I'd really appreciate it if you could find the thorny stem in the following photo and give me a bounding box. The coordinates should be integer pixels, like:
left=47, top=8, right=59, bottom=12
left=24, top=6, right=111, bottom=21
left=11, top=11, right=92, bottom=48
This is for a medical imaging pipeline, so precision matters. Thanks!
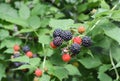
left=109, top=49, right=119, bottom=80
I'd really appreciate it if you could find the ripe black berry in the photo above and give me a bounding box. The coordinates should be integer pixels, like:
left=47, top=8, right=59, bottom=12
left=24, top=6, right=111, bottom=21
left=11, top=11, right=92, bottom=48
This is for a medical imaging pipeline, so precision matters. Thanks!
left=14, top=62, right=22, bottom=67
left=82, top=36, right=92, bottom=47
left=70, top=43, right=81, bottom=54
left=53, top=29, right=63, bottom=38
left=53, top=37, right=63, bottom=47
left=13, top=53, right=20, bottom=58
left=22, top=45, right=30, bottom=53
left=61, top=30, right=73, bottom=41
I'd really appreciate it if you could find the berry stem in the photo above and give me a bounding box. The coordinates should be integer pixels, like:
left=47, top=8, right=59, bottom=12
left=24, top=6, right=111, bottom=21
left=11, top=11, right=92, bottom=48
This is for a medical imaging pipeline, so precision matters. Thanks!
left=34, top=31, right=39, bottom=37
left=111, top=1, right=120, bottom=11
left=42, top=44, right=47, bottom=72
left=89, top=19, right=101, bottom=32
left=24, top=33, right=30, bottom=45
left=109, top=49, right=119, bottom=80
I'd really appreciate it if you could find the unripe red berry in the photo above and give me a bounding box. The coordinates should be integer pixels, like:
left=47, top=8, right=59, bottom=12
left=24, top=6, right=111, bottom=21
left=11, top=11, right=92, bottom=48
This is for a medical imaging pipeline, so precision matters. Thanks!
left=72, top=37, right=82, bottom=44
left=50, top=41, right=57, bottom=49
left=62, top=54, right=71, bottom=62
left=78, top=26, right=85, bottom=34
left=35, top=69, right=42, bottom=77
left=13, top=44, right=20, bottom=51
left=26, top=51, right=33, bottom=58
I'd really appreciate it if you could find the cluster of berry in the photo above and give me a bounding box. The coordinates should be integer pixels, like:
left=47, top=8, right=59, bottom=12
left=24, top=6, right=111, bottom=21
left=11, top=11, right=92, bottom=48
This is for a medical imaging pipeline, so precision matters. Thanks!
left=50, top=26, right=92, bottom=62
left=12, top=45, right=42, bottom=77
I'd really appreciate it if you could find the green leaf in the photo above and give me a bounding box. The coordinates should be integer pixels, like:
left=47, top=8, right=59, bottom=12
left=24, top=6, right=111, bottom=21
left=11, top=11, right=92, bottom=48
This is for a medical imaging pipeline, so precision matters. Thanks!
left=111, top=44, right=120, bottom=62
left=29, top=58, right=41, bottom=66
left=98, top=64, right=111, bottom=73
left=19, top=4, right=30, bottom=19
left=39, top=74, right=50, bottom=81
left=11, top=56, right=29, bottom=63
left=31, top=3, right=47, bottom=16
left=0, top=14, right=28, bottom=27
left=4, top=48, right=14, bottom=54
left=14, top=28, right=35, bottom=35
left=3, top=25, right=15, bottom=30
left=0, top=3, right=18, bottom=18
left=114, top=62, right=120, bottom=68
left=78, top=14, right=89, bottom=21
left=49, top=19, right=74, bottom=29
left=40, top=18, right=50, bottom=27
left=78, top=56, right=102, bottom=69
left=98, top=73, right=112, bottom=81
left=0, top=4, right=28, bottom=27
left=48, top=66, right=68, bottom=81
left=100, top=0, right=110, bottom=9
left=0, top=37, right=22, bottom=48
left=64, top=64, right=81, bottom=76
left=104, top=27, right=120, bottom=45
left=28, top=16, right=41, bottom=29
left=49, top=52, right=66, bottom=66
left=0, top=63, right=7, bottom=80
left=0, top=29, right=9, bottom=40
left=110, top=10, right=120, bottom=21
left=15, top=64, right=32, bottom=70
left=38, top=35, right=51, bottom=44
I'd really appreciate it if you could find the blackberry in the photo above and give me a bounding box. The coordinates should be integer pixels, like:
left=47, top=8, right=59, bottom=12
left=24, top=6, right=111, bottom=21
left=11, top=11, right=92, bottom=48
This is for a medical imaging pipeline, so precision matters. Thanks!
left=53, top=29, right=63, bottom=38
left=53, top=37, right=63, bottom=47
left=70, top=43, right=81, bottom=54
left=61, top=30, right=73, bottom=41
left=13, top=53, right=20, bottom=58
left=14, top=62, right=22, bottom=67
left=82, top=36, right=92, bottom=47
left=22, top=45, right=30, bottom=53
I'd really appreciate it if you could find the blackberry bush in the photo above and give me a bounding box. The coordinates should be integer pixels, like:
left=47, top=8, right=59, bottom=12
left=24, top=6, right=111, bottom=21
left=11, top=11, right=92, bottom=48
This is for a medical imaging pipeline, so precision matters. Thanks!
left=0, top=0, right=119, bottom=81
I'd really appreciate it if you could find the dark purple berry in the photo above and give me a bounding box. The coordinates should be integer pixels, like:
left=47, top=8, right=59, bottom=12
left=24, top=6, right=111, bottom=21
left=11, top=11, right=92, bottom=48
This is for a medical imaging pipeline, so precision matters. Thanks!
left=22, top=45, right=30, bottom=53
left=13, top=62, right=22, bottom=67
left=61, top=30, right=73, bottom=41
left=70, top=43, right=81, bottom=54
left=82, top=36, right=92, bottom=47
left=13, top=53, right=20, bottom=58
left=53, top=29, right=63, bottom=38
left=53, top=37, right=63, bottom=47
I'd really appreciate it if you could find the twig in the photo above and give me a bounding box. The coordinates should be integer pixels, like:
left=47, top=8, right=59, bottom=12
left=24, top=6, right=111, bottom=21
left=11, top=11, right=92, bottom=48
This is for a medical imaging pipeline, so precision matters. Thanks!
left=109, top=49, right=119, bottom=80
left=89, top=19, right=101, bottom=31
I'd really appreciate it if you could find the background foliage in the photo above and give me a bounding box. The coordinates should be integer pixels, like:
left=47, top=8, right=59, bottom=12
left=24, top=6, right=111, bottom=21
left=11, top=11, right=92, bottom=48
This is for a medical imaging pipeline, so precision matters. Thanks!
left=0, top=0, right=120, bottom=81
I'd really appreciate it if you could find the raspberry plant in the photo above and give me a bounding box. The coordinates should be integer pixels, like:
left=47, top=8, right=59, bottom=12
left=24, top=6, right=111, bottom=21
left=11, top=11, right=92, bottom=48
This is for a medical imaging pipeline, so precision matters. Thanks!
left=0, top=0, right=120, bottom=81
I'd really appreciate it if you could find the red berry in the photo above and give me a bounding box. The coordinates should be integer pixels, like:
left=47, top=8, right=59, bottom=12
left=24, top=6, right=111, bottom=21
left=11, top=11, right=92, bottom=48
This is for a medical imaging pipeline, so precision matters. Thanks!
left=50, top=41, right=57, bottom=49
left=35, top=69, right=42, bottom=77
left=13, top=44, right=20, bottom=51
left=78, top=26, right=85, bottom=34
left=26, top=51, right=33, bottom=58
left=62, top=54, right=71, bottom=62
left=72, top=37, right=82, bottom=44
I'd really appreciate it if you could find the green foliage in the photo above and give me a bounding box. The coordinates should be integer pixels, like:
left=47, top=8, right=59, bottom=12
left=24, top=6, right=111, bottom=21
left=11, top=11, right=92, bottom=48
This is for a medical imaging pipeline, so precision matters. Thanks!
left=0, top=0, right=120, bottom=81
